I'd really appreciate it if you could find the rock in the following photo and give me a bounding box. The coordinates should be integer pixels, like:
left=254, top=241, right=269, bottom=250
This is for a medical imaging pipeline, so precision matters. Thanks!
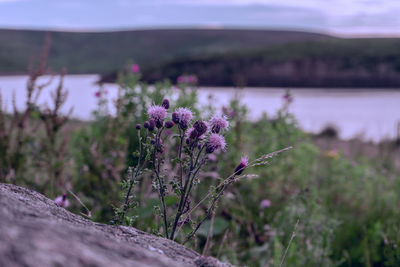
left=0, top=183, right=231, bottom=267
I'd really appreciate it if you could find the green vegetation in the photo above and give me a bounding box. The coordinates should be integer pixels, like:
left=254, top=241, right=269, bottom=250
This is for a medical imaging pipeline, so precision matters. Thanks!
left=1, top=66, right=400, bottom=266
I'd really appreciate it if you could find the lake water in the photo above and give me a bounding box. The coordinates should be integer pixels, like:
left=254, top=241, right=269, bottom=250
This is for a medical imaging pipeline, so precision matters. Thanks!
left=1, top=74, right=400, bottom=142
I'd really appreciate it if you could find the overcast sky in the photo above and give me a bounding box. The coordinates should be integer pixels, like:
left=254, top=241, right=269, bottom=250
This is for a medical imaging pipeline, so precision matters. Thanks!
left=1, top=0, right=399, bottom=35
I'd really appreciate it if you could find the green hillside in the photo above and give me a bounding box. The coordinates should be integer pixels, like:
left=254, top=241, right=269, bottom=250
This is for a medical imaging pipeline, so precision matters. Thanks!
left=0, top=28, right=331, bottom=74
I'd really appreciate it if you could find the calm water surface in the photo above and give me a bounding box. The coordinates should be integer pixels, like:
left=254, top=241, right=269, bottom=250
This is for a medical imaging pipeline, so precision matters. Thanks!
left=1, top=74, right=400, bottom=142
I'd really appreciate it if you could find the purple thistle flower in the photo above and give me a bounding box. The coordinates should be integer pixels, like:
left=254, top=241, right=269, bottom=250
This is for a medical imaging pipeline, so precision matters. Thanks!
left=131, top=64, right=140, bottom=73
left=162, top=98, right=170, bottom=110
left=193, top=120, right=208, bottom=137
left=260, top=199, right=271, bottom=209
left=165, top=121, right=175, bottom=128
left=173, top=107, right=193, bottom=129
left=210, top=115, right=229, bottom=133
left=136, top=124, right=141, bottom=130
left=206, top=133, right=226, bottom=153
left=186, top=127, right=199, bottom=140
left=147, top=105, right=167, bottom=128
left=234, top=157, right=248, bottom=175
left=144, top=121, right=150, bottom=129
left=55, top=194, right=69, bottom=208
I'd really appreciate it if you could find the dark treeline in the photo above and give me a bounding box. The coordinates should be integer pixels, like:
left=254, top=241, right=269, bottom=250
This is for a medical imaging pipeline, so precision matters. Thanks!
left=138, top=39, right=400, bottom=88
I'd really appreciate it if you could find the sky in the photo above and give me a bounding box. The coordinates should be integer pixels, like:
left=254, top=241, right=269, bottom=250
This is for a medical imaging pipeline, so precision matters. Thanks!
left=0, top=0, right=399, bottom=35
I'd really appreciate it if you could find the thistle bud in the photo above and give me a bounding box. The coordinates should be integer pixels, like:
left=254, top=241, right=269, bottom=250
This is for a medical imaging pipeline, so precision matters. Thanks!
left=234, top=157, right=248, bottom=175
left=136, top=124, right=141, bottom=130
left=144, top=121, right=150, bottom=129
left=156, top=120, right=163, bottom=128
left=148, top=119, right=155, bottom=131
left=162, top=98, right=170, bottom=110
left=165, top=121, right=175, bottom=128
left=172, top=112, right=179, bottom=123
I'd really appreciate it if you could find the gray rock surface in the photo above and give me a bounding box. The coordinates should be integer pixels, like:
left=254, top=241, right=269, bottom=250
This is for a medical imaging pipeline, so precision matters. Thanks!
left=0, top=183, right=231, bottom=267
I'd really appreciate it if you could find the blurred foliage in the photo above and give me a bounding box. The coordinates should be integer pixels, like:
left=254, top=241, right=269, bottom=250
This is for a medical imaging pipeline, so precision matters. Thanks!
left=1, top=69, right=400, bottom=266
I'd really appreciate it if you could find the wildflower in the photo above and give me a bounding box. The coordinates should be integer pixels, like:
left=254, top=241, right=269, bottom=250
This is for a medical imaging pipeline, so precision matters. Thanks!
left=207, top=154, right=217, bottom=162
left=55, top=194, right=69, bottom=208
left=131, top=64, right=140, bottom=73
left=234, top=157, right=248, bottom=175
left=148, top=119, right=155, bottom=131
left=150, top=139, right=156, bottom=145
left=144, top=121, right=150, bottom=129
left=260, top=199, right=271, bottom=209
left=173, top=107, right=193, bottom=129
left=147, top=105, right=167, bottom=128
left=177, top=75, right=198, bottom=85
left=165, top=121, right=175, bottom=129
left=193, top=120, right=208, bottom=137
left=205, top=133, right=226, bottom=153
left=94, top=91, right=101, bottom=98
left=210, top=115, right=229, bottom=133
left=136, top=124, right=141, bottom=130
left=283, top=90, right=293, bottom=104
left=162, top=99, right=170, bottom=110
left=186, top=127, right=199, bottom=140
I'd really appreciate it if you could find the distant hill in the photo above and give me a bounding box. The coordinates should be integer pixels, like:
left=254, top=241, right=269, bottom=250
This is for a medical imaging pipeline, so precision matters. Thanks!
left=0, top=28, right=332, bottom=74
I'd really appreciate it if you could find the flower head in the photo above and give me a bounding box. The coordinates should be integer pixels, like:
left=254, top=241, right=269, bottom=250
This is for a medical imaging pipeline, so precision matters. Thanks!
left=210, top=115, right=229, bottom=133
left=131, top=64, right=140, bottom=73
left=206, top=133, right=226, bottom=153
left=186, top=127, right=199, bottom=140
left=55, top=194, right=69, bottom=208
left=193, top=120, right=208, bottom=137
left=173, top=107, right=193, bottom=129
left=177, top=75, right=198, bottom=85
left=283, top=90, right=293, bottom=104
left=147, top=105, right=167, bottom=128
left=260, top=199, right=271, bottom=209
left=136, top=124, right=141, bottom=130
left=234, top=157, right=248, bottom=175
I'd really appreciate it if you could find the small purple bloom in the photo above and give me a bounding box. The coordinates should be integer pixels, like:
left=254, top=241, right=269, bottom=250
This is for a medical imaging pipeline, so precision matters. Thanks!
left=150, top=139, right=156, bottom=145
left=162, top=98, right=170, bottom=110
left=144, top=121, right=150, bottom=129
left=147, top=105, right=167, bottom=128
left=55, top=194, right=69, bottom=208
left=131, top=64, right=140, bottom=73
left=206, top=133, right=226, bottom=153
left=234, top=157, right=248, bottom=175
left=136, top=124, right=141, bottom=130
left=173, top=107, right=193, bottom=129
left=177, top=74, right=198, bottom=85
left=260, top=199, right=271, bottom=208
left=283, top=90, right=293, bottom=103
left=186, top=127, right=198, bottom=140
left=193, top=120, right=208, bottom=137
left=210, top=115, right=229, bottom=133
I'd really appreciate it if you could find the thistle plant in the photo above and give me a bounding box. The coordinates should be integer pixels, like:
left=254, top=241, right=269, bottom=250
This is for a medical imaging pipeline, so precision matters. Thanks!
left=115, top=97, right=292, bottom=242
